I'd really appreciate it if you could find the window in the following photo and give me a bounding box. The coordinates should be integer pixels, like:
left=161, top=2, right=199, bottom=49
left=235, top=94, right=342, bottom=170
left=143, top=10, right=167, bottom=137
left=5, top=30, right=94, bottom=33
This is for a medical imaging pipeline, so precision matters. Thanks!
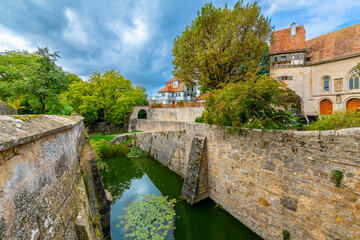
left=281, top=56, right=286, bottom=61
left=323, top=77, right=329, bottom=92
left=349, top=68, right=360, bottom=90
left=305, top=58, right=311, bottom=62
left=274, top=56, right=278, bottom=62
left=277, top=76, right=293, bottom=81
left=173, top=81, right=178, bottom=88
left=294, top=55, right=299, bottom=60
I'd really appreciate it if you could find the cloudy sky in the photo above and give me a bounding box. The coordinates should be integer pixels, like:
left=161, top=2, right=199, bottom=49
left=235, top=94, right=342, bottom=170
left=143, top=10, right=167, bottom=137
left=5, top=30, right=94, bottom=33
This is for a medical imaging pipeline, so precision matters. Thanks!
left=1, top=0, right=360, bottom=97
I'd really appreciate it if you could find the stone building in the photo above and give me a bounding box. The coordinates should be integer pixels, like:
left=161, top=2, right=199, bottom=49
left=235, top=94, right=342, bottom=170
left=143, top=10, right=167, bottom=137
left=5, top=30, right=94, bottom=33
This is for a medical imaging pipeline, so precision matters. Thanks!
left=155, top=77, right=197, bottom=104
left=270, top=23, right=360, bottom=115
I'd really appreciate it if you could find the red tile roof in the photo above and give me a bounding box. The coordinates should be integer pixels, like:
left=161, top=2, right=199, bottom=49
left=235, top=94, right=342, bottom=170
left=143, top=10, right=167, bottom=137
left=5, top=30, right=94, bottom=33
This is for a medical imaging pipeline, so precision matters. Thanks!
left=166, top=77, right=180, bottom=83
left=158, top=85, right=174, bottom=93
left=305, top=23, right=360, bottom=64
left=270, top=23, right=360, bottom=63
left=197, top=93, right=209, bottom=100
left=270, top=25, right=306, bottom=55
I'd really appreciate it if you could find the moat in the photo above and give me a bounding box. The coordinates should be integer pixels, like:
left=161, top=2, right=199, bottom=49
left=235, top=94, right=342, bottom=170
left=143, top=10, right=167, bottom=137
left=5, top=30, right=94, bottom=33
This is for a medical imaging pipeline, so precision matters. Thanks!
left=100, top=156, right=262, bottom=240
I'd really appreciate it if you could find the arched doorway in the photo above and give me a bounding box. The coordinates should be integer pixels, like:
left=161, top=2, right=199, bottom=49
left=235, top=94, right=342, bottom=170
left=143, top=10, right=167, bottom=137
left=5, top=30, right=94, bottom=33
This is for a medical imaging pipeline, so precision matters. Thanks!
left=320, top=99, right=333, bottom=115
left=346, top=98, right=360, bottom=113
left=137, top=109, right=148, bottom=119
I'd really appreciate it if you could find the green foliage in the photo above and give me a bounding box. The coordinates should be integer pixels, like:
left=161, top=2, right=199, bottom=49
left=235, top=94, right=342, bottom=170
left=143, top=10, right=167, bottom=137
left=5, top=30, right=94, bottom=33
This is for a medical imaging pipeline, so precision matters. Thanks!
left=127, top=147, right=148, bottom=158
left=306, top=111, right=360, bottom=130
left=282, top=230, right=290, bottom=240
left=63, top=70, right=147, bottom=125
left=172, top=1, right=273, bottom=89
left=0, top=48, right=72, bottom=114
left=203, top=73, right=300, bottom=130
left=195, top=115, right=205, bottom=123
left=98, top=143, right=129, bottom=158
left=118, top=194, right=176, bottom=240
left=331, top=170, right=343, bottom=187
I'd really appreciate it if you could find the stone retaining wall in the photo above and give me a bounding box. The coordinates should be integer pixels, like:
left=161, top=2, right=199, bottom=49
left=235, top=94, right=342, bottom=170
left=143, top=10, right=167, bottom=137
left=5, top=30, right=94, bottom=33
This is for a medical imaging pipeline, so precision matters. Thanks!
left=0, top=101, right=17, bottom=115
left=0, top=115, right=109, bottom=240
left=150, top=107, right=204, bottom=122
left=114, top=120, right=360, bottom=240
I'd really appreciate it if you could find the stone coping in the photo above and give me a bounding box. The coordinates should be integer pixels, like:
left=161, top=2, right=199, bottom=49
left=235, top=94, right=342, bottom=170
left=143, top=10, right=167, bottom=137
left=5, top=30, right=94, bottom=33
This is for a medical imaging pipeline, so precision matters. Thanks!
left=0, top=115, right=83, bottom=152
left=136, top=119, right=360, bottom=136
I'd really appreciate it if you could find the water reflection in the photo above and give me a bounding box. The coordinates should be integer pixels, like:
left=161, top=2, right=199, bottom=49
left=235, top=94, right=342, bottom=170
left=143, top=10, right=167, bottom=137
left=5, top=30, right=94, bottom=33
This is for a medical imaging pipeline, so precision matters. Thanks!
left=101, top=157, right=262, bottom=240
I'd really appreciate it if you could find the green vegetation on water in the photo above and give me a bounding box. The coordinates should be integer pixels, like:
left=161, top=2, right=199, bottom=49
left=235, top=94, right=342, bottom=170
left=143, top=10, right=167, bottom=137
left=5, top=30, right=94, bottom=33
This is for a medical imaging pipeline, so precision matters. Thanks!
left=119, top=194, right=176, bottom=240
left=100, top=156, right=263, bottom=240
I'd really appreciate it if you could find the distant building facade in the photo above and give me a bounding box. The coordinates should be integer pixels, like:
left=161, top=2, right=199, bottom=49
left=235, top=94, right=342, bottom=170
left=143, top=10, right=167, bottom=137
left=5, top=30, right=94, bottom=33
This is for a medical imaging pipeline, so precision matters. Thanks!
left=155, top=77, right=197, bottom=104
left=270, top=23, right=360, bottom=115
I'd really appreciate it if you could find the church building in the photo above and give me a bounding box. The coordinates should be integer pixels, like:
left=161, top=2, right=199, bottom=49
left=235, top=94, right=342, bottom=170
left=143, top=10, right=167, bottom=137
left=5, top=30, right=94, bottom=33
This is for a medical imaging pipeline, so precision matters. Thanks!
left=270, top=23, right=360, bottom=115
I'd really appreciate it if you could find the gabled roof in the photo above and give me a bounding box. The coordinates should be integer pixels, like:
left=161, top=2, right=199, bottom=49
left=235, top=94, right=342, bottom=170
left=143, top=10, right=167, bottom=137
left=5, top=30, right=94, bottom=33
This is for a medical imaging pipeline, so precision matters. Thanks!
left=158, top=85, right=174, bottom=93
left=166, top=77, right=179, bottom=84
left=269, top=25, right=306, bottom=55
left=305, top=23, right=360, bottom=64
left=197, top=93, right=209, bottom=100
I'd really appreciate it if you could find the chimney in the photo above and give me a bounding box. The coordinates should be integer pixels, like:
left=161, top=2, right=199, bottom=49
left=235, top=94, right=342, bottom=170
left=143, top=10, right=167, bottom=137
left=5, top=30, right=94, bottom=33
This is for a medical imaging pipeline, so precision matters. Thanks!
left=291, top=23, right=296, bottom=37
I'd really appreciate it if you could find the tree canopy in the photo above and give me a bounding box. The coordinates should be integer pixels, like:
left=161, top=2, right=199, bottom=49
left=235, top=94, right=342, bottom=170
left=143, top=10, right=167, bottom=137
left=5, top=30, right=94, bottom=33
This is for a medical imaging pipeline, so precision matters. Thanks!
left=202, top=73, right=300, bottom=130
left=0, top=48, right=71, bottom=114
left=63, top=70, right=147, bottom=125
left=172, top=1, right=273, bottom=89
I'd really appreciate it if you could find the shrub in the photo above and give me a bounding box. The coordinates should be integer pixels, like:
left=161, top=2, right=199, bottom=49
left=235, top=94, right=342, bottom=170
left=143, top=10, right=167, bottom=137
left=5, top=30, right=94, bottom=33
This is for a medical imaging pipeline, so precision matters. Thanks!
left=203, top=73, right=300, bottom=131
left=98, top=143, right=129, bottom=158
left=118, top=194, right=176, bottom=240
left=127, top=147, right=148, bottom=158
left=282, top=230, right=290, bottom=240
left=331, top=170, right=343, bottom=187
left=195, top=114, right=205, bottom=123
left=306, top=111, right=360, bottom=130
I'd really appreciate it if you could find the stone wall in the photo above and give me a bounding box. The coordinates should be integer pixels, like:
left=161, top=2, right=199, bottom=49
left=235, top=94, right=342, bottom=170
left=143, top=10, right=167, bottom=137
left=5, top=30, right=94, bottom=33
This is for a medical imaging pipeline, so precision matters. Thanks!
left=150, top=107, right=204, bottom=122
left=114, top=119, right=360, bottom=240
left=0, top=101, right=17, bottom=115
left=0, top=115, right=110, bottom=239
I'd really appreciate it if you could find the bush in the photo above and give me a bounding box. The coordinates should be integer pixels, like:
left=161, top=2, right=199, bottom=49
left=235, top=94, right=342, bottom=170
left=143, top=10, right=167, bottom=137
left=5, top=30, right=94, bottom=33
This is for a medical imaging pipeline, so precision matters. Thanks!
left=306, top=111, right=360, bottom=130
left=127, top=147, right=148, bottom=158
left=98, top=143, right=129, bottom=158
left=118, top=194, right=176, bottom=240
left=203, top=73, right=300, bottom=130
left=195, top=114, right=205, bottom=123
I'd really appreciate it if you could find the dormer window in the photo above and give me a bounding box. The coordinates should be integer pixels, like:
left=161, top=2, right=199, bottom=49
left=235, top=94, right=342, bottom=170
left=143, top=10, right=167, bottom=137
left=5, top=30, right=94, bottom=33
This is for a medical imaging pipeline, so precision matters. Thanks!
left=173, top=81, right=178, bottom=88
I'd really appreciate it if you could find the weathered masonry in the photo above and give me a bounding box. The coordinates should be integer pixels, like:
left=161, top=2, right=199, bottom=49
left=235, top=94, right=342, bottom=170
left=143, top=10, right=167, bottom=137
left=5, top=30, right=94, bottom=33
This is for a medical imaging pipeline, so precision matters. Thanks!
left=113, top=119, right=360, bottom=240
left=0, top=115, right=111, bottom=240
left=0, top=101, right=17, bottom=115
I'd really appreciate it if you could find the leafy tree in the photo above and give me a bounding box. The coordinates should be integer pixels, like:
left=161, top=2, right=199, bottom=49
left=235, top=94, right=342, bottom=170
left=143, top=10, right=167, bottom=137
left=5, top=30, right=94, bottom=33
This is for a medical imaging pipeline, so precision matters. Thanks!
left=0, top=48, right=71, bottom=114
left=172, top=1, right=273, bottom=89
left=203, top=73, right=300, bottom=130
left=63, top=70, right=147, bottom=125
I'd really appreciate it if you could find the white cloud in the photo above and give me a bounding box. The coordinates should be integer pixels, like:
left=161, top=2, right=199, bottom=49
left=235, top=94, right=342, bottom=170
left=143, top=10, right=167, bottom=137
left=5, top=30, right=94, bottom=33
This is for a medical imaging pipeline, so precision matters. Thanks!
left=63, top=8, right=89, bottom=46
left=0, top=25, right=36, bottom=52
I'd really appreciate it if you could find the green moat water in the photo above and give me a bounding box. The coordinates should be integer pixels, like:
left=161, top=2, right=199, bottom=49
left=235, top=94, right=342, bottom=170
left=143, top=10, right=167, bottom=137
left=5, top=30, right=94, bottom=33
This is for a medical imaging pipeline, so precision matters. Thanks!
left=101, top=156, right=262, bottom=240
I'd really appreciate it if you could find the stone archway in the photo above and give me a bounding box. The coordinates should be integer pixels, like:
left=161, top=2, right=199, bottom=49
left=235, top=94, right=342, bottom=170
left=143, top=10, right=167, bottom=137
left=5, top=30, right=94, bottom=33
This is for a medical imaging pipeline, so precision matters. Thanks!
left=129, top=106, right=151, bottom=120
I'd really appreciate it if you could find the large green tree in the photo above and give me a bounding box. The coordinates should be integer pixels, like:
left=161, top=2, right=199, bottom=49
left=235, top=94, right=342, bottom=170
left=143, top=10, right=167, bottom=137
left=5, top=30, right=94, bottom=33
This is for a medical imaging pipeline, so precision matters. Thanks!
left=63, top=70, right=147, bottom=125
left=203, top=73, right=300, bottom=130
left=172, top=1, right=272, bottom=89
left=0, top=48, right=71, bottom=114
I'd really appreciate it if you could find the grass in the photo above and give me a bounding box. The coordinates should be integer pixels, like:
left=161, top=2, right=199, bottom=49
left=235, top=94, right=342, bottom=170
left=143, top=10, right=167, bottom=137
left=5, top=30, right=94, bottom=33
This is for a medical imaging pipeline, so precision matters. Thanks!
left=88, top=130, right=142, bottom=136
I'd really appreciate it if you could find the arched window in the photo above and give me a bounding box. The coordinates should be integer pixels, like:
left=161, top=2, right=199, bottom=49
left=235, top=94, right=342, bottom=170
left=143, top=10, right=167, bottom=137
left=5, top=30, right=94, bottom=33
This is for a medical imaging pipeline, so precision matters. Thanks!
left=323, top=77, right=329, bottom=92
left=349, top=68, right=360, bottom=90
